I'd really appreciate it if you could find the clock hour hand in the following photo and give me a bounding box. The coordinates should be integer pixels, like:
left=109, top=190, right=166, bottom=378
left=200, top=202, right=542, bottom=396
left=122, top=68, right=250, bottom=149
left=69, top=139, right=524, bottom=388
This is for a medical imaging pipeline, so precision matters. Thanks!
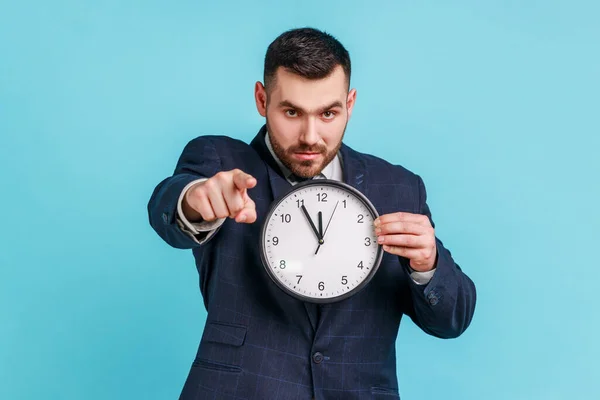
left=301, top=205, right=323, bottom=244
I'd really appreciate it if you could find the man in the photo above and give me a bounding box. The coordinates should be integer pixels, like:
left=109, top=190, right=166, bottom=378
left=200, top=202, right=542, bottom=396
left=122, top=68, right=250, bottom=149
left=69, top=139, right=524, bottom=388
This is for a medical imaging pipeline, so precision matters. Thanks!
left=148, top=27, right=476, bottom=400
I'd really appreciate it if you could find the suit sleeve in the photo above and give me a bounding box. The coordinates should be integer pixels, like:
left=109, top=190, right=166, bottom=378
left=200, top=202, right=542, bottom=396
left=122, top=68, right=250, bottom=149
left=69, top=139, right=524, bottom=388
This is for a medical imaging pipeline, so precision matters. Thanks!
left=400, top=175, right=477, bottom=339
left=147, top=137, right=223, bottom=249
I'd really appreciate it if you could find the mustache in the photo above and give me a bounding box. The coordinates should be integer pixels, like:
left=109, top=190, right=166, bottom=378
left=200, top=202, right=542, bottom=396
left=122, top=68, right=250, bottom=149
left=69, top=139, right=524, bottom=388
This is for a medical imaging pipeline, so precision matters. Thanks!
left=288, top=144, right=327, bottom=154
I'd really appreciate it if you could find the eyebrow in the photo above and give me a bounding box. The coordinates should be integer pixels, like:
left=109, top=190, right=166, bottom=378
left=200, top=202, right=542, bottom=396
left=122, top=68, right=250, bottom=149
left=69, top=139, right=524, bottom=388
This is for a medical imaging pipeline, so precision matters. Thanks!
left=278, top=100, right=344, bottom=114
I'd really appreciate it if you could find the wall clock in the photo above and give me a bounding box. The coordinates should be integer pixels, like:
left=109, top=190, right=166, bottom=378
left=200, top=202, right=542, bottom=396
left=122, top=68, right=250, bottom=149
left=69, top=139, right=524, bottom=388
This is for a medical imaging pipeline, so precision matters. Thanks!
left=260, top=180, right=383, bottom=303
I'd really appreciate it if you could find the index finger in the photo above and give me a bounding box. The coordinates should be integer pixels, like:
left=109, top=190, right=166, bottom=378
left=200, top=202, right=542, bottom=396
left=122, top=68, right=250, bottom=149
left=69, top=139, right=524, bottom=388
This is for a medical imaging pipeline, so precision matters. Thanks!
left=374, top=212, right=428, bottom=226
left=232, top=170, right=257, bottom=191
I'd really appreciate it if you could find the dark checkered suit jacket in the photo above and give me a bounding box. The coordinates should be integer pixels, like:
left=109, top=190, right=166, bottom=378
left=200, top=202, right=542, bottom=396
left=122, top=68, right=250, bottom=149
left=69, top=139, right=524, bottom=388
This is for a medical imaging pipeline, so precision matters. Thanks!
left=148, top=125, right=476, bottom=399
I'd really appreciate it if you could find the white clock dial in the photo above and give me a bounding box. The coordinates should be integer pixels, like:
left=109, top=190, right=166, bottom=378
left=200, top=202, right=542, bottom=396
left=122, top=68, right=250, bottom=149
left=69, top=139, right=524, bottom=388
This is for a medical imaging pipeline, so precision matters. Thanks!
left=260, top=180, right=383, bottom=303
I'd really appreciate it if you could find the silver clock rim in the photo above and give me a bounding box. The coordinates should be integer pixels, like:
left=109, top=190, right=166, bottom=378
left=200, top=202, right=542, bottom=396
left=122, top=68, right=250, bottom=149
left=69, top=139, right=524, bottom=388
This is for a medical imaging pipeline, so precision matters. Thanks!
left=259, top=179, right=384, bottom=304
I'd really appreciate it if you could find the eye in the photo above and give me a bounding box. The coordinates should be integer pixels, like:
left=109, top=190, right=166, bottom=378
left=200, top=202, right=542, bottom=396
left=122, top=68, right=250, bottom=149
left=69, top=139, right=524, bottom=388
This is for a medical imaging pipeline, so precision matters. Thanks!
left=285, top=109, right=298, bottom=117
left=322, top=111, right=336, bottom=120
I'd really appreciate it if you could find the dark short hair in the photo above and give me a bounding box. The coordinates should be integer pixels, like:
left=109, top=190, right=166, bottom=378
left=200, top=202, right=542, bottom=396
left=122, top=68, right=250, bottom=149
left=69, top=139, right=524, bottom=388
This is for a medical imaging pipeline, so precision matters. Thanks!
left=264, top=27, right=351, bottom=92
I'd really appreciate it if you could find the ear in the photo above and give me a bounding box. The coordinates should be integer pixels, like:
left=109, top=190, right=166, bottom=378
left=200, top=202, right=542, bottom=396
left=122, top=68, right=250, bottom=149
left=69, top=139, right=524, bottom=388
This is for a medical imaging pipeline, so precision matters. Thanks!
left=346, top=88, right=357, bottom=120
left=255, top=81, right=267, bottom=117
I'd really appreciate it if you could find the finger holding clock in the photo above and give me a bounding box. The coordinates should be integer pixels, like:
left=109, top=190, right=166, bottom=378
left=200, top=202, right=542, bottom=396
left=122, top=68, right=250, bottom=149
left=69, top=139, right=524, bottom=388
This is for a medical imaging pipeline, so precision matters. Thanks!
left=376, top=233, right=429, bottom=248
left=374, top=212, right=432, bottom=228
left=374, top=221, right=430, bottom=237
left=381, top=245, right=425, bottom=258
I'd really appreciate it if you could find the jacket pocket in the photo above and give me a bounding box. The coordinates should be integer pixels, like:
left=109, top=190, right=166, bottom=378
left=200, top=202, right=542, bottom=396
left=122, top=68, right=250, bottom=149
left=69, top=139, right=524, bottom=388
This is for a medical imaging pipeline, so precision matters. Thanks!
left=371, top=386, right=400, bottom=399
left=202, top=321, right=247, bottom=346
left=195, top=321, right=248, bottom=371
left=192, top=358, right=242, bottom=373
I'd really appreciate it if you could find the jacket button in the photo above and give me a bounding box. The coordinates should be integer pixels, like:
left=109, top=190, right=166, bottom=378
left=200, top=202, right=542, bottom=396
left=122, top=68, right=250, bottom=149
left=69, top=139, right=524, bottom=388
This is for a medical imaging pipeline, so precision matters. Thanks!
left=427, top=289, right=440, bottom=305
left=312, top=352, right=324, bottom=364
left=162, top=212, right=169, bottom=224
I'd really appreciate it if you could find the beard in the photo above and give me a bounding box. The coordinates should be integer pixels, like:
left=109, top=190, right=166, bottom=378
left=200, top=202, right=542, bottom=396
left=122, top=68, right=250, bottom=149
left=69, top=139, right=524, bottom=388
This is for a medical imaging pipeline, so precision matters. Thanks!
left=266, top=118, right=347, bottom=178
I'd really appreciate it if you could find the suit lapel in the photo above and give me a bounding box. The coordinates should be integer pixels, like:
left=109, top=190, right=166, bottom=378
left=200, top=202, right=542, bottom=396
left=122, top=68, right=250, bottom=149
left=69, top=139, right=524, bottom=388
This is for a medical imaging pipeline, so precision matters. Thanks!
left=339, top=143, right=367, bottom=194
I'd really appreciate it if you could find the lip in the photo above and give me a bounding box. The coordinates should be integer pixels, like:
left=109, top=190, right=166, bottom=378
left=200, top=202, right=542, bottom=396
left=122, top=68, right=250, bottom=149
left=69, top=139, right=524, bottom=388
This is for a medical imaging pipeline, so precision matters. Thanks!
left=293, top=152, right=321, bottom=161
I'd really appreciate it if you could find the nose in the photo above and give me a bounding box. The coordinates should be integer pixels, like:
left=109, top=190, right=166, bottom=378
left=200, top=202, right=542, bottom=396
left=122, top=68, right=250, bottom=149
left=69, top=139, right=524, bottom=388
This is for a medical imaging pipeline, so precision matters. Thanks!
left=299, top=118, right=319, bottom=146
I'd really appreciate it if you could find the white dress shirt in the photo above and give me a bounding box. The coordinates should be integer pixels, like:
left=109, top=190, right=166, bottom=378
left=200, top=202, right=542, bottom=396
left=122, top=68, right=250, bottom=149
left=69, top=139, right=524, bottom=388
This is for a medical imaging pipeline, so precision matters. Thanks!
left=176, top=131, right=436, bottom=285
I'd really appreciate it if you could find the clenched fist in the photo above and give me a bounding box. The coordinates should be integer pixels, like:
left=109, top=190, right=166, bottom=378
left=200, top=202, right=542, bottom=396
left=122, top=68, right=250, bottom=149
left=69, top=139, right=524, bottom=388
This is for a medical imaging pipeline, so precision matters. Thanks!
left=182, top=169, right=257, bottom=224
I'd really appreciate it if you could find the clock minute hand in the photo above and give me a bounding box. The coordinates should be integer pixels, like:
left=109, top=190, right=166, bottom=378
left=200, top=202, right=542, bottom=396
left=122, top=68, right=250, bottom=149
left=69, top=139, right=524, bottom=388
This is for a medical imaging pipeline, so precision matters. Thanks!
left=301, top=205, right=323, bottom=244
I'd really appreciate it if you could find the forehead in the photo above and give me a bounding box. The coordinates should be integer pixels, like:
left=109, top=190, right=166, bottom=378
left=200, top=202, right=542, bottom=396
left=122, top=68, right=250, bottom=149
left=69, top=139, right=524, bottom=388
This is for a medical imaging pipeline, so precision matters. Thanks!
left=269, top=66, right=347, bottom=106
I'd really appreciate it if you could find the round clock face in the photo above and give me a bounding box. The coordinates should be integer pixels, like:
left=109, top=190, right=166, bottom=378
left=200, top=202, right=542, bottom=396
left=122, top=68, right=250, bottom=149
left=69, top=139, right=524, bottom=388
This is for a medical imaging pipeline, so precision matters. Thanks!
left=260, top=179, right=383, bottom=303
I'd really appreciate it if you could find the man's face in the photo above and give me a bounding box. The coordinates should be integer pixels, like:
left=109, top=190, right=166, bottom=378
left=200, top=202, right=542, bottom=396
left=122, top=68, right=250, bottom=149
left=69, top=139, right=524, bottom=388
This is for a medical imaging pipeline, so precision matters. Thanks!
left=255, top=65, right=357, bottom=178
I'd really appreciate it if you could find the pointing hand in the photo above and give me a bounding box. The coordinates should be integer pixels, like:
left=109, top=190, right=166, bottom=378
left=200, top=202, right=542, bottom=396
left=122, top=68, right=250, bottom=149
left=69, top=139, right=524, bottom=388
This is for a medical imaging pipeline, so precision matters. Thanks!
left=183, top=169, right=257, bottom=224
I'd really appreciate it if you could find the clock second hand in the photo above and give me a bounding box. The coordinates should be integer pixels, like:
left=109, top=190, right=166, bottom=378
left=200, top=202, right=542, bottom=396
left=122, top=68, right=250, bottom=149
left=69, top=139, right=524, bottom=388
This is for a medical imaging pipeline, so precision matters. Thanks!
left=315, top=200, right=339, bottom=255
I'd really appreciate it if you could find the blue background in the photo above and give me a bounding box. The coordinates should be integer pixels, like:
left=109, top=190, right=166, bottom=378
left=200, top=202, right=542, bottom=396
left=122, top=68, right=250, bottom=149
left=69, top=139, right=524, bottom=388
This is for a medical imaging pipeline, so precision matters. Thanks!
left=1, top=1, right=598, bottom=399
